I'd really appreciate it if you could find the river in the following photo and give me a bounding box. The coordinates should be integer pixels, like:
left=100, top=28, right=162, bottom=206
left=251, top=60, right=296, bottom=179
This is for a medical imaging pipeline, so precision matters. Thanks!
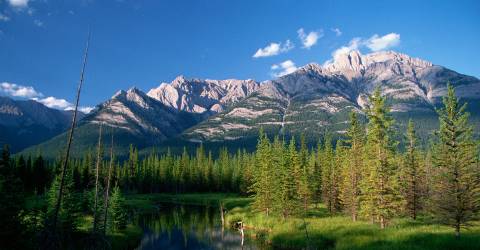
left=133, top=203, right=261, bottom=250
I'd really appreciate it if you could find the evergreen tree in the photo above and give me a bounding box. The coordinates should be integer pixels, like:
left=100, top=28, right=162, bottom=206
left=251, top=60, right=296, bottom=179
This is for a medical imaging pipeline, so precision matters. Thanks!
left=0, top=145, right=25, bottom=248
left=280, top=137, right=301, bottom=218
left=401, top=120, right=423, bottom=220
left=360, top=87, right=401, bottom=229
left=341, top=111, right=365, bottom=221
left=298, top=135, right=312, bottom=213
left=47, top=167, right=81, bottom=233
left=321, top=134, right=337, bottom=214
left=431, top=84, right=480, bottom=236
left=251, top=129, right=274, bottom=216
left=310, top=140, right=323, bottom=206
left=109, top=186, right=127, bottom=231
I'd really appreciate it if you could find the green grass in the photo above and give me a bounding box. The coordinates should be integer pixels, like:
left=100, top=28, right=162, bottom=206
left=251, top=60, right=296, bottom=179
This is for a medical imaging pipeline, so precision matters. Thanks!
left=223, top=202, right=480, bottom=250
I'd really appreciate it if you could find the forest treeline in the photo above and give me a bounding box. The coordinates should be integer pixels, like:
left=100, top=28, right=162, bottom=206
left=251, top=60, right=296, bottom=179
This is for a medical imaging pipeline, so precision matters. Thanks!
left=0, top=85, right=479, bottom=248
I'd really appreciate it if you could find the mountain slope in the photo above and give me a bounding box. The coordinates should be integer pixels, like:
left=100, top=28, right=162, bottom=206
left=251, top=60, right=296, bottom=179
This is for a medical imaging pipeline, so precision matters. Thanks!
left=182, top=50, right=480, bottom=145
left=21, top=87, right=202, bottom=157
left=20, top=50, right=480, bottom=157
left=0, top=96, right=83, bottom=152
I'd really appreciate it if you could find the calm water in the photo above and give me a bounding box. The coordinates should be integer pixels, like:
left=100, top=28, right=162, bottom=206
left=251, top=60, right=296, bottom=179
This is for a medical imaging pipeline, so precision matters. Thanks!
left=134, top=203, right=260, bottom=250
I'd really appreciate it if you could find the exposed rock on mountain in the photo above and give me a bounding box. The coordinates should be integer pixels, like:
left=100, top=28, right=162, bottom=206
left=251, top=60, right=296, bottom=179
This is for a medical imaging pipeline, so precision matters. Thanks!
left=147, top=76, right=259, bottom=114
left=184, top=50, right=480, bottom=142
left=20, top=50, right=480, bottom=157
left=84, top=87, right=200, bottom=141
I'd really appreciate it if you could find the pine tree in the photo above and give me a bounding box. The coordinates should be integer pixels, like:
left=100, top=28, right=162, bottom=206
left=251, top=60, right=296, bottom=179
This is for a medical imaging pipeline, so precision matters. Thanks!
left=109, top=186, right=127, bottom=231
left=298, top=135, right=312, bottom=213
left=431, top=84, right=480, bottom=236
left=311, top=140, right=323, bottom=206
left=401, top=120, right=423, bottom=220
left=251, top=129, right=274, bottom=216
left=279, top=137, right=301, bottom=218
left=0, top=145, right=25, bottom=248
left=47, top=167, right=80, bottom=233
left=360, top=87, right=401, bottom=229
left=321, top=134, right=336, bottom=214
left=341, top=111, right=365, bottom=221
left=333, top=140, right=346, bottom=213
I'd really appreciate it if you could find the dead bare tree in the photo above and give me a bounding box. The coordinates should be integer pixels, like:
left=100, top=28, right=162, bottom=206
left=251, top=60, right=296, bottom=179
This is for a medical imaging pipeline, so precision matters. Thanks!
left=103, top=128, right=115, bottom=235
left=52, top=31, right=90, bottom=231
left=93, top=122, right=103, bottom=232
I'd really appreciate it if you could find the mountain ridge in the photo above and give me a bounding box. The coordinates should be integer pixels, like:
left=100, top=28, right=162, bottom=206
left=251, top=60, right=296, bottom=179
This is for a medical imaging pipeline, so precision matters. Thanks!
left=18, top=50, right=480, bottom=157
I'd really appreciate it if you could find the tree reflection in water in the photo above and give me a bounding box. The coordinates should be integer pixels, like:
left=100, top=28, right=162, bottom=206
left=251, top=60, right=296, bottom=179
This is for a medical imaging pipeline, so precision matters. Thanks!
left=134, top=203, right=260, bottom=250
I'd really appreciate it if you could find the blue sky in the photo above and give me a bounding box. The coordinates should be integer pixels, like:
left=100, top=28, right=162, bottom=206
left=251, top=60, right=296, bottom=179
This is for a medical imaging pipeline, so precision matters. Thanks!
left=1, top=0, right=479, bottom=111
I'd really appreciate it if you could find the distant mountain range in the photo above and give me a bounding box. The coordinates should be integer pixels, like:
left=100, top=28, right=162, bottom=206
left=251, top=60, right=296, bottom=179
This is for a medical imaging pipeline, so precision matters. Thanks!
left=11, top=50, right=480, bottom=157
left=0, top=96, right=84, bottom=152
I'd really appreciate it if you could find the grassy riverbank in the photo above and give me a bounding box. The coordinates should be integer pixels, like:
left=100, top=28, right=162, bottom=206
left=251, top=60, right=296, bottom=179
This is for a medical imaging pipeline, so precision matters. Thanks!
left=125, top=193, right=480, bottom=250
left=224, top=202, right=480, bottom=250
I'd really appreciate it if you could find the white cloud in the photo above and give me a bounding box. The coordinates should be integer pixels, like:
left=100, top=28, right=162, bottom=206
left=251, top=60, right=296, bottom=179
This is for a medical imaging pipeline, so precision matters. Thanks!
left=0, top=82, right=42, bottom=98
left=297, top=28, right=322, bottom=49
left=34, top=96, right=72, bottom=109
left=1, top=82, right=93, bottom=113
left=331, top=37, right=362, bottom=61
left=271, top=60, right=298, bottom=77
left=78, top=106, right=94, bottom=113
left=253, top=40, right=294, bottom=58
left=7, top=0, right=29, bottom=8
left=365, top=33, right=400, bottom=51
left=0, top=14, right=10, bottom=22
left=331, top=28, right=342, bottom=36
left=326, top=32, right=401, bottom=65
left=34, top=97, right=94, bottom=113
left=34, top=19, right=44, bottom=27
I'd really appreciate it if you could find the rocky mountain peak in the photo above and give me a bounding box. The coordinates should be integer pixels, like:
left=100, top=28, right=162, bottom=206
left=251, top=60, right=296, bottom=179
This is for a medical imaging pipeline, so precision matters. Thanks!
left=147, top=76, right=259, bottom=114
left=324, top=50, right=433, bottom=74
left=172, top=75, right=188, bottom=86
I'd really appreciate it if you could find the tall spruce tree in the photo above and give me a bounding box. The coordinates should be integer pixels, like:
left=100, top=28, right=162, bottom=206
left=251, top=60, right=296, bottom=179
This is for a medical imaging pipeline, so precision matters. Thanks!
left=401, top=120, right=423, bottom=220
left=431, top=84, right=480, bottom=236
left=341, top=111, right=365, bottom=221
left=280, top=137, right=301, bottom=218
left=311, top=140, right=323, bottom=206
left=321, top=134, right=338, bottom=214
left=251, top=129, right=275, bottom=216
left=298, top=135, right=312, bottom=213
left=109, top=186, right=126, bottom=231
left=360, top=87, right=401, bottom=229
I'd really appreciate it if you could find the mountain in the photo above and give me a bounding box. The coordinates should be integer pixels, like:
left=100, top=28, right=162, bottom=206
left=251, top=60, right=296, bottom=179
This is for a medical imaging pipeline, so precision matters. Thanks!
left=21, top=87, right=203, bottom=157
left=20, top=50, right=480, bottom=157
left=182, top=50, right=480, bottom=146
left=0, top=96, right=84, bottom=152
left=147, top=76, right=259, bottom=114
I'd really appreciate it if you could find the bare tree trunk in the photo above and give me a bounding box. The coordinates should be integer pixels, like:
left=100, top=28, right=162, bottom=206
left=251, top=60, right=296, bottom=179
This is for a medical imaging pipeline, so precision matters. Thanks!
left=380, top=215, right=386, bottom=229
left=103, top=130, right=114, bottom=235
left=93, top=123, right=103, bottom=232
left=219, top=202, right=225, bottom=227
left=52, top=31, right=90, bottom=230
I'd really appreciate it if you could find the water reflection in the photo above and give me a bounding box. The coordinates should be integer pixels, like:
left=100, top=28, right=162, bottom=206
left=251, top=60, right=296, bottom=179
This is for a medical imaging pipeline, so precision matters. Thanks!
left=134, top=203, right=259, bottom=250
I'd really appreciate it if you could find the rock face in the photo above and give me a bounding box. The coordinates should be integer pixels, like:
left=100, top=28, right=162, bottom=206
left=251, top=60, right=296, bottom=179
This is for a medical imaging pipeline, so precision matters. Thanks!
left=81, top=87, right=201, bottom=142
left=0, top=96, right=81, bottom=152
left=147, top=76, right=259, bottom=114
left=20, top=50, right=480, bottom=157
left=184, top=50, right=480, bottom=142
